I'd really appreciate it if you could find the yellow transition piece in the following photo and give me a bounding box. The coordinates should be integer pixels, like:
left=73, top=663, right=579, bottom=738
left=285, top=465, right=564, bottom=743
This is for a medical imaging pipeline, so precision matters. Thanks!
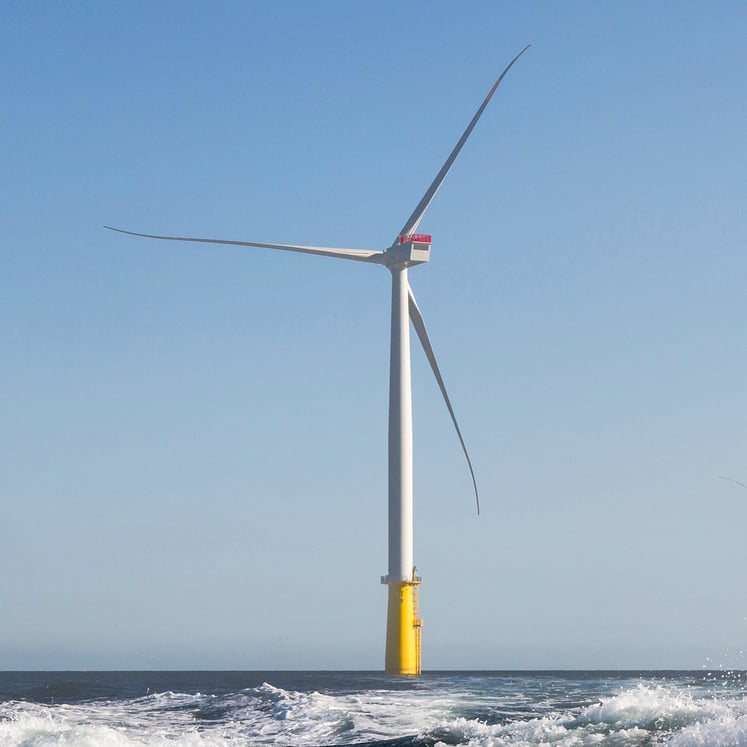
left=385, top=578, right=422, bottom=675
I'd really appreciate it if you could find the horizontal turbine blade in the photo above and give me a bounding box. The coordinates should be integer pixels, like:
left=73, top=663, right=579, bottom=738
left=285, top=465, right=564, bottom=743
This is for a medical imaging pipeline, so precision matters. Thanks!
left=396, top=44, right=530, bottom=243
left=104, top=226, right=386, bottom=264
left=408, top=285, right=480, bottom=514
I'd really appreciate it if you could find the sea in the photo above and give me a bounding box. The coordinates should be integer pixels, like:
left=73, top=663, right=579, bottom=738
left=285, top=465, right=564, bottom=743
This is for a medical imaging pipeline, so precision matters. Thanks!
left=2, top=670, right=747, bottom=746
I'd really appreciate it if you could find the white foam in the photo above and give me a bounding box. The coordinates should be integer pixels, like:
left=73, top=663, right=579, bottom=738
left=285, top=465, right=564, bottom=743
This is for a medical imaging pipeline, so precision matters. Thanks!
left=572, top=683, right=731, bottom=729
left=0, top=697, right=235, bottom=747
left=232, top=682, right=458, bottom=742
left=2, top=679, right=747, bottom=746
left=666, top=714, right=747, bottom=747
left=428, top=683, right=747, bottom=747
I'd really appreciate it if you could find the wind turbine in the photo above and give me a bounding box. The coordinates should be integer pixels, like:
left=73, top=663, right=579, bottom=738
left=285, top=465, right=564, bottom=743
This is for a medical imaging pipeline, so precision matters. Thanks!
left=106, top=46, right=529, bottom=675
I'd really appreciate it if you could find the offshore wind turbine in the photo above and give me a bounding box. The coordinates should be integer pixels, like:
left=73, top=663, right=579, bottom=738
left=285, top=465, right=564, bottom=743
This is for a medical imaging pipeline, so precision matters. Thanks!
left=106, top=46, right=529, bottom=675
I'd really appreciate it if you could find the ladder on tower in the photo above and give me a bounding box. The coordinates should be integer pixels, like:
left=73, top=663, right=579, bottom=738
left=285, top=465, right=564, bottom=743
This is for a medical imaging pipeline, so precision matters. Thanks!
left=412, top=574, right=423, bottom=675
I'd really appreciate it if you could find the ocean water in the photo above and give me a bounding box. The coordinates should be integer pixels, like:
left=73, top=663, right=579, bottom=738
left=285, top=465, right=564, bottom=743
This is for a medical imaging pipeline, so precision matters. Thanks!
left=2, top=670, right=747, bottom=746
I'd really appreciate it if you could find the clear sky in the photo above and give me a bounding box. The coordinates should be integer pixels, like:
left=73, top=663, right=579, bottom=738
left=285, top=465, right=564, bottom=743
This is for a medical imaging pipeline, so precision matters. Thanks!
left=2, top=1, right=746, bottom=671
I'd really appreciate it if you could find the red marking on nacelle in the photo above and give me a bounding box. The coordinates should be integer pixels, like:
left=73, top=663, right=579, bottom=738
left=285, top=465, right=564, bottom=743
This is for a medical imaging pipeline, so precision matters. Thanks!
left=398, top=234, right=432, bottom=244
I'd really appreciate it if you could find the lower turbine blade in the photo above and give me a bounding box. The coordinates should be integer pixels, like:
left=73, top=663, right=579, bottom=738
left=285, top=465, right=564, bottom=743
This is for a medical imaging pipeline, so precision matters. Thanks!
left=408, top=285, right=480, bottom=514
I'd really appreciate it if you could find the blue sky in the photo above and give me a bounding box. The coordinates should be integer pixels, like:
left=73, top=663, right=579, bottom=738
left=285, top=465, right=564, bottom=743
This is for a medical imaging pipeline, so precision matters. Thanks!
left=2, top=1, right=746, bottom=670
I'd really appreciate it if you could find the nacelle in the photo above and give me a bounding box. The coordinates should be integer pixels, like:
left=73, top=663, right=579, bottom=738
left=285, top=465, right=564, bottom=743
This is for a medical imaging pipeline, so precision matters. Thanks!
left=385, top=235, right=432, bottom=267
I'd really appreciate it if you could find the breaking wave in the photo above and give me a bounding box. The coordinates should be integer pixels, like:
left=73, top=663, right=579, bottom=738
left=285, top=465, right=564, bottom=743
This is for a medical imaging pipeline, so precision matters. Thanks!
left=2, top=674, right=747, bottom=746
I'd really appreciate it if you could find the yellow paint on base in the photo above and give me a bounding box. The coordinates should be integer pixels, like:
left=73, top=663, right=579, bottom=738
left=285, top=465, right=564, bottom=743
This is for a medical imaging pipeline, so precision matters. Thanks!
left=385, top=578, right=422, bottom=675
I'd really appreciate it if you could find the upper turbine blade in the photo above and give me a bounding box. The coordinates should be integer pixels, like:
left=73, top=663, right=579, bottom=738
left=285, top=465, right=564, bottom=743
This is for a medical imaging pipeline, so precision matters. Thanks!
left=104, top=226, right=386, bottom=264
left=408, top=285, right=480, bottom=515
left=395, top=44, right=530, bottom=243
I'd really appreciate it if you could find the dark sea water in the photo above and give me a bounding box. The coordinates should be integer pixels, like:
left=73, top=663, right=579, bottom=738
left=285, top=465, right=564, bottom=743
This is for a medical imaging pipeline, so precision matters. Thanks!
left=2, top=670, right=747, bottom=746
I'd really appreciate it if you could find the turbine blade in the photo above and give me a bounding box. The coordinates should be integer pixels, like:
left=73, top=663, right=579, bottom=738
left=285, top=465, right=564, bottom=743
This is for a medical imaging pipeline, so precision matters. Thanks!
left=395, top=44, right=530, bottom=242
left=104, top=226, right=386, bottom=263
left=408, top=285, right=480, bottom=514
